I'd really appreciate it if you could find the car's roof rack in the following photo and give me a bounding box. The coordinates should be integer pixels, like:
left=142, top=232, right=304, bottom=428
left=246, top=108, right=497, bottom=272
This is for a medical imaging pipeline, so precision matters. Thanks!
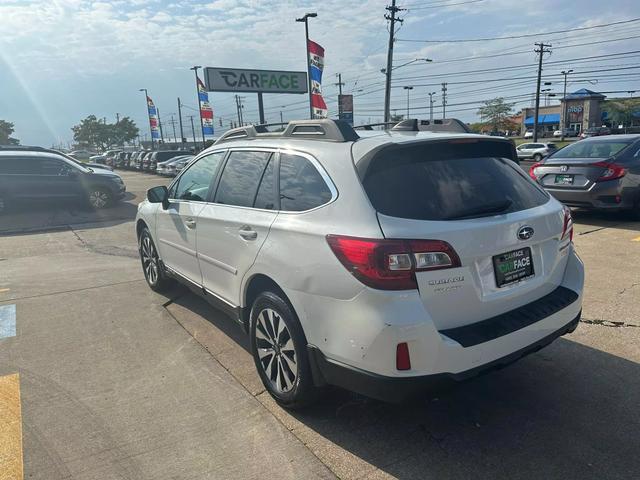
left=391, top=118, right=471, bottom=133
left=354, top=122, right=397, bottom=131
left=214, top=119, right=359, bottom=145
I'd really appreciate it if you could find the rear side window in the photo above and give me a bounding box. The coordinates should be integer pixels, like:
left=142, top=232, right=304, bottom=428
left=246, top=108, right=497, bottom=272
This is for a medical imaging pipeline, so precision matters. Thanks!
left=362, top=142, right=548, bottom=221
left=215, top=151, right=271, bottom=207
left=279, top=153, right=332, bottom=211
left=0, top=157, right=67, bottom=175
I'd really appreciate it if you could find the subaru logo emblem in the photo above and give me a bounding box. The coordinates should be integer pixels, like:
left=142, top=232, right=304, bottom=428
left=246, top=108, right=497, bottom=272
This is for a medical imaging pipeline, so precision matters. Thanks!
left=560, top=165, right=568, bottom=172
left=517, top=225, right=534, bottom=241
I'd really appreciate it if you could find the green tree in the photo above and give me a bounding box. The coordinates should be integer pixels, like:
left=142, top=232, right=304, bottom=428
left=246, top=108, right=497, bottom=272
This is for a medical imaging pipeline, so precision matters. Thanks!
left=0, top=119, right=20, bottom=145
left=606, top=101, right=635, bottom=128
left=477, top=97, right=516, bottom=132
left=71, top=115, right=139, bottom=150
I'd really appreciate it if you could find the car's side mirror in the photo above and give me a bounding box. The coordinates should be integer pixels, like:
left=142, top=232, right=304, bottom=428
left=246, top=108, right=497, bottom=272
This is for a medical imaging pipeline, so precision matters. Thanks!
left=147, top=185, right=170, bottom=210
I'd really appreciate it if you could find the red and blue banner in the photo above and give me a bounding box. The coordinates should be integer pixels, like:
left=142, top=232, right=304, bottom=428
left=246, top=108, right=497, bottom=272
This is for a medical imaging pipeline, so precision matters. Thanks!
left=308, top=39, right=327, bottom=118
left=197, top=77, right=215, bottom=137
left=146, top=96, right=160, bottom=140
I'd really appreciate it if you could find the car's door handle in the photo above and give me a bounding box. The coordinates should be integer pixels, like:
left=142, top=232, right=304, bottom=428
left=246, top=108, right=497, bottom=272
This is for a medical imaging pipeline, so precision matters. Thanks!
left=238, top=226, right=257, bottom=240
left=184, top=218, right=196, bottom=229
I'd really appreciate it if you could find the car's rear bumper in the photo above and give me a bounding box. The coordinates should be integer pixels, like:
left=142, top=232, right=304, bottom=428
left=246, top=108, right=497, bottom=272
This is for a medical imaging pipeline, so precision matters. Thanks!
left=545, top=180, right=637, bottom=210
left=308, top=311, right=580, bottom=403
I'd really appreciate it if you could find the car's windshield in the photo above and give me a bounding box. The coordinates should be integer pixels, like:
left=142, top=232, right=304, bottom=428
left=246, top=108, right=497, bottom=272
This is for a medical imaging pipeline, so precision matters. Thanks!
left=550, top=140, right=633, bottom=159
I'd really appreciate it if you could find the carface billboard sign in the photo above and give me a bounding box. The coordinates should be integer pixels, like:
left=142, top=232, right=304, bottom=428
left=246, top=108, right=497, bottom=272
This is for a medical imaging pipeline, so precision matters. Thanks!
left=204, top=67, right=308, bottom=94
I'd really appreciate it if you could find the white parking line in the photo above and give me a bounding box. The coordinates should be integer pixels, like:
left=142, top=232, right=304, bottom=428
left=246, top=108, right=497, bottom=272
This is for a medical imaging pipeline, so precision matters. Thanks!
left=0, top=304, right=16, bottom=339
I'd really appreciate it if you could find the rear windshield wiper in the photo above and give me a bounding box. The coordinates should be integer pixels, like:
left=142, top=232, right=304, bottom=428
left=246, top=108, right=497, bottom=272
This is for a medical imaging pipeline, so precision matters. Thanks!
left=443, top=199, right=513, bottom=220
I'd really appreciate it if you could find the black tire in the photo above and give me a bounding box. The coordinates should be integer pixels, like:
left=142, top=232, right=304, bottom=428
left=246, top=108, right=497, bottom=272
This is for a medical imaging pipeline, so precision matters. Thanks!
left=87, top=186, right=113, bottom=209
left=250, top=291, right=319, bottom=409
left=533, top=153, right=543, bottom=162
left=138, top=227, right=173, bottom=292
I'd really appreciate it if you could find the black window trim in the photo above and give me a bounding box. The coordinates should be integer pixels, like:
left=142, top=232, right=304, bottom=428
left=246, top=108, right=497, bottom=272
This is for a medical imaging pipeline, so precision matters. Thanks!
left=0, top=154, right=84, bottom=176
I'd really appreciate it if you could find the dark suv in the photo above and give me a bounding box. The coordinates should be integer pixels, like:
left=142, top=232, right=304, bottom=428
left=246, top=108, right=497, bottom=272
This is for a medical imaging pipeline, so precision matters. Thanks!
left=0, top=147, right=126, bottom=212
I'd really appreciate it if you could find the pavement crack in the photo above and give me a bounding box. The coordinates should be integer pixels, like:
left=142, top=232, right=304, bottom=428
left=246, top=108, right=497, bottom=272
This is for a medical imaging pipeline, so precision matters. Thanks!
left=3, top=279, right=144, bottom=302
left=618, top=283, right=639, bottom=295
left=580, top=318, right=639, bottom=328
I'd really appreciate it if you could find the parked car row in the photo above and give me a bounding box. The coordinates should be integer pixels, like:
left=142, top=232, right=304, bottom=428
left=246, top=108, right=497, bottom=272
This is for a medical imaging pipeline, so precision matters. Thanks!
left=88, top=149, right=195, bottom=176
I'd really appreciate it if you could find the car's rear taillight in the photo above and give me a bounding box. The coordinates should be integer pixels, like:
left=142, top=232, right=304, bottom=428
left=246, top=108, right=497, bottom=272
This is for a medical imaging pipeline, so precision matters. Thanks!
left=326, top=235, right=461, bottom=290
left=593, top=161, right=626, bottom=182
left=529, top=162, right=543, bottom=181
left=561, top=206, right=573, bottom=243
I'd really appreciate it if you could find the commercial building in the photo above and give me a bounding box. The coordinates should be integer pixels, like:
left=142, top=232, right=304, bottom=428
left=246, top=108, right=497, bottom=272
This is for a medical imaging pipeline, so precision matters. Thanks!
left=519, top=89, right=640, bottom=136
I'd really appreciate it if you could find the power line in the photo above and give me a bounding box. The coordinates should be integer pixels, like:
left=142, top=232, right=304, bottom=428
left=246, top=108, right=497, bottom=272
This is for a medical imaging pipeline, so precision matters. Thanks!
left=396, top=17, right=640, bottom=43
left=400, top=0, right=484, bottom=9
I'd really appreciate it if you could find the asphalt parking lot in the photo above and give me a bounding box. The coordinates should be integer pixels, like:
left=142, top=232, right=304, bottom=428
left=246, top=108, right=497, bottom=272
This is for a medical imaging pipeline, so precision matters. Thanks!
left=1, top=170, right=639, bottom=479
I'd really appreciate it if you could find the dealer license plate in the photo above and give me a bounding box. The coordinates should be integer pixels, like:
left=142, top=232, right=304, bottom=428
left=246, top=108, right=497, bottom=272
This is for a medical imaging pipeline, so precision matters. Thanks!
left=554, top=174, right=574, bottom=185
left=493, top=247, right=535, bottom=287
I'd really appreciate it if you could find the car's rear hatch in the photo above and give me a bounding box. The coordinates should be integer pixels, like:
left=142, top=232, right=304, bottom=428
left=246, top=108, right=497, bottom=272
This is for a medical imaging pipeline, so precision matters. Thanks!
left=357, top=138, right=569, bottom=331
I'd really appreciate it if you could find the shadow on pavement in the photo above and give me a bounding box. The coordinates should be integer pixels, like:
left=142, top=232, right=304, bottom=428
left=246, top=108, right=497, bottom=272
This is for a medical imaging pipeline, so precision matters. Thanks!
left=0, top=197, right=140, bottom=235
left=169, top=289, right=640, bottom=479
left=571, top=208, right=640, bottom=233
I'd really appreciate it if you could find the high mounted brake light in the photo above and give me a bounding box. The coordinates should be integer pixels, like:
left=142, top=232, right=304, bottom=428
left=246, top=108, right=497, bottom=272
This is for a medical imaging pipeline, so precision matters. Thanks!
left=326, top=235, right=461, bottom=290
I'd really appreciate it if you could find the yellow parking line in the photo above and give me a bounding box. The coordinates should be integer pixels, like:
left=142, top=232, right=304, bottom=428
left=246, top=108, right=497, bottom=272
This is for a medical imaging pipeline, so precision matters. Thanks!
left=0, top=289, right=10, bottom=294
left=0, top=374, right=23, bottom=480
left=633, top=236, right=640, bottom=242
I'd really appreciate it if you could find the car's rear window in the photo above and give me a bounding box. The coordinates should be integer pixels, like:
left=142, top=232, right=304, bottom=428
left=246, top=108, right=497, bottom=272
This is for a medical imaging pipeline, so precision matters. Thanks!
left=551, top=140, right=633, bottom=159
left=361, top=142, right=548, bottom=221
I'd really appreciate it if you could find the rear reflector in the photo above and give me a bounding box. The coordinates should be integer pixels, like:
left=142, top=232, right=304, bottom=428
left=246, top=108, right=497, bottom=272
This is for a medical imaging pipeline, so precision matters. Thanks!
left=396, top=342, right=411, bottom=370
left=326, top=235, right=461, bottom=290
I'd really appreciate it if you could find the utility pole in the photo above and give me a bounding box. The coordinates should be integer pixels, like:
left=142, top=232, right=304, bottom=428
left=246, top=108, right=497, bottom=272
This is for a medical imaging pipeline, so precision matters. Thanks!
left=334, top=73, right=345, bottom=95
left=403, top=86, right=413, bottom=118
left=441, top=83, right=448, bottom=119
left=157, top=107, right=165, bottom=143
left=169, top=115, right=177, bottom=144
left=383, top=0, right=404, bottom=123
left=280, top=111, right=284, bottom=125
left=560, top=69, right=573, bottom=141
left=428, top=91, right=436, bottom=122
left=116, top=113, right=120, bottom=124
left=533, top=42, right=552, bottom=142
left=190, top=65, right=207, bottom=145
left=139, top=88, right=154, bottom=150
left=177, top=97, right=185, bottom=145
left=188, top=115, right=197, bottom=148
left=295, top=12, right=318, bottom=119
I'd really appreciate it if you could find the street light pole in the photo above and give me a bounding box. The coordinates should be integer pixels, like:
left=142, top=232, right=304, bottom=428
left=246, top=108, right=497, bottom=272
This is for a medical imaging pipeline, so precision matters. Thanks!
left=560, top=69, right=573, bottom=141
left=190, top=65, right=206, bottom=147
left=296, top=12, right=317, bottom=119
left=428, top=91, right=436, bottom=122
left=139, top=88, right=154, bottom=151
left=177, top=97, right=185, bottom=146
left=403, top=86, right=413, bottom=118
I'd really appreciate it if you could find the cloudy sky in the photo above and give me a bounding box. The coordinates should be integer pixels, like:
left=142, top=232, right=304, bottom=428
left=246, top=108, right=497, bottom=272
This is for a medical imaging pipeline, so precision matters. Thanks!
left=1, top=0, right=639, bottom=146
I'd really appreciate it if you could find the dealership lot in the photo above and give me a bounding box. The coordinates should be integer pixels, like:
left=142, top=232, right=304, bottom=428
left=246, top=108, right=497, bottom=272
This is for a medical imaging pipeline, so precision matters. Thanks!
left=1, top=170, right=639, bottom=479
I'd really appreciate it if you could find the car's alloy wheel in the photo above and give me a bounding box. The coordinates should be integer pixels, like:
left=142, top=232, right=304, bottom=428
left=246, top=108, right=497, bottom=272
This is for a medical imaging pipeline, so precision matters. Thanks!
left=255, top=308, right=298, bottom=393
left=140, top=234, right=160, bottom=286
left=88, top=188, right=111, bottom=209
left=533, top=153, right=542, bottom=162
left=138, top=228, right=172, bottom=292
left=250, top=291, right=319, bottom=408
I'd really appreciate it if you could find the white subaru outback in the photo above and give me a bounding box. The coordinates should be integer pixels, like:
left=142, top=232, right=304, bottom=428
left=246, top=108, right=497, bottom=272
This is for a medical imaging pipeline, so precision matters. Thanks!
left=136, top=119, right=584, bottom=408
